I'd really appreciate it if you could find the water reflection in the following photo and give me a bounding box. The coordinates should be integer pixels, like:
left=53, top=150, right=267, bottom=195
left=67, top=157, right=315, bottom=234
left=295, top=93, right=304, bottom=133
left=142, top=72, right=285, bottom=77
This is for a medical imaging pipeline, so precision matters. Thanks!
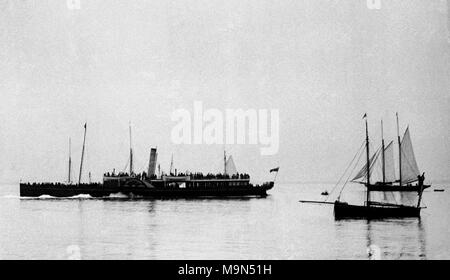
left=3, top=183, right=445, bottom=259
left=365, top=218, right=426, bottom=260
left=333, top=217, right=427, bottom=259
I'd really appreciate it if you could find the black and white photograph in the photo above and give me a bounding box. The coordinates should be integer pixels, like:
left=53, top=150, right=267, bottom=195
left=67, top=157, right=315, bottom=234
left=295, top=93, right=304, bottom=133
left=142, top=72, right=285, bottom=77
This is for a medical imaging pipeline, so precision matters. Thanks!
left=1, top=0, right=450, bottom=262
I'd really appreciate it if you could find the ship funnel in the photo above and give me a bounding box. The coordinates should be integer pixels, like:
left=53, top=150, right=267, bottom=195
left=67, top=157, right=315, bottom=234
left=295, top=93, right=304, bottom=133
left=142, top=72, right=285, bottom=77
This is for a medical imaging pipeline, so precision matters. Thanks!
left=148, top=148, right=158, bottom=177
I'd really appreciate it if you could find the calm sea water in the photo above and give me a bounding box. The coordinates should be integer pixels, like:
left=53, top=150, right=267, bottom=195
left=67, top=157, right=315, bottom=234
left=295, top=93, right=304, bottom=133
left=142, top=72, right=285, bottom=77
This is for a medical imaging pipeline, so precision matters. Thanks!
left=0, top=182, right=449, bottom=259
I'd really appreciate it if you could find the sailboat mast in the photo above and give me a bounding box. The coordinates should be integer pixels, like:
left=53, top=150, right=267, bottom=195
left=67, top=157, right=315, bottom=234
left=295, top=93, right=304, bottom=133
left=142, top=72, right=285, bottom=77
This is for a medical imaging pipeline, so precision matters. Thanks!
left=396, top=113, right=402, bottom=186
left=365, top=115, right=371, bottom=207
left=170, top=154, right=173, bottom=175
left=68, top=137, right=72, bottom=184
left=224, top=150, right=227, bottom=175
left=78, top=123, right=87, bottom=185
left=381, top=119, right=385, bottom=183
left=129, top=122, right=133, bottom=175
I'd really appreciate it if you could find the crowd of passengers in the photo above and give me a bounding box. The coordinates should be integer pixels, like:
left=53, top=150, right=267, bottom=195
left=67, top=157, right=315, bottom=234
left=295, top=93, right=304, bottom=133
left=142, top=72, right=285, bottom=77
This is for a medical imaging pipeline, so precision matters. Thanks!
left=23, top=182, right=101, bottom=187
left=103, top=171, right=250, bottom=180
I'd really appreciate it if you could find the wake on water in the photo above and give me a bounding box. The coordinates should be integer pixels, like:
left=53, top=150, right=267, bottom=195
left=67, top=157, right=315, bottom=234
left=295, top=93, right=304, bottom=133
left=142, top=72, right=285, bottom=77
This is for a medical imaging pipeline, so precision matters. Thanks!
left=8, top=194, right=94, bottom=200
left=107, top=192, right=129, bottom=198
left=2, top=192, right=142, bottom=200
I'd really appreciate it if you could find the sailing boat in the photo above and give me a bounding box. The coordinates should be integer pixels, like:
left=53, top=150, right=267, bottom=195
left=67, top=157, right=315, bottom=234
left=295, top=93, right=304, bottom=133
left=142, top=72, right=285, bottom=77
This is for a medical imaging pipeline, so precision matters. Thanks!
left=224, top=152, right=238, bottom=176
left=334, top=114, right=426, bottom=219
left=351, top=116, right=430, bottom=192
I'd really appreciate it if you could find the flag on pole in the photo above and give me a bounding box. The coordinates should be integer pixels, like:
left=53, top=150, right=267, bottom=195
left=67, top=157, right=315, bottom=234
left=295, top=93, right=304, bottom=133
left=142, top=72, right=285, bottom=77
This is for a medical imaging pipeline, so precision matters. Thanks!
left=270, top=167, right=279, bottom=173
left=362, top=113, right=367, bottom=119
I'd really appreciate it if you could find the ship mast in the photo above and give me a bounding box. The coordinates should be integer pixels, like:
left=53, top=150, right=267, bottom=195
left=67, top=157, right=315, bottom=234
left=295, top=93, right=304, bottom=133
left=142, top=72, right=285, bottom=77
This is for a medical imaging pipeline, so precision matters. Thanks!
left=68, top=137, right=72, bottom=184
left=78, top=123, right=87, bottom=185
left=223, top=150, right=227, bottom=175
left=381, top=119, right=385, bottom=183
left=365, top=114, right=370, bottom=207
left=396, top=113, right=402, bottom=186
left=129, top=122, right=133, bottom=175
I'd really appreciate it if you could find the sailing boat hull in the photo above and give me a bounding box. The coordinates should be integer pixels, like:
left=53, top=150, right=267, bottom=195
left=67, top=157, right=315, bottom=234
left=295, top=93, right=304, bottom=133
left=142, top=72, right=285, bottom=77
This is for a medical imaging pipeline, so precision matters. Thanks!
left=334, top=201, right=421, bottom=219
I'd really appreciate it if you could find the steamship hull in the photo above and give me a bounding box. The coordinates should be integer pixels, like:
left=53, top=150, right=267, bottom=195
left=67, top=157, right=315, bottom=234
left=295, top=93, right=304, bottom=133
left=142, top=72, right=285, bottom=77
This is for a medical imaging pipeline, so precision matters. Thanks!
left=19, top=181, right=273, bottom=198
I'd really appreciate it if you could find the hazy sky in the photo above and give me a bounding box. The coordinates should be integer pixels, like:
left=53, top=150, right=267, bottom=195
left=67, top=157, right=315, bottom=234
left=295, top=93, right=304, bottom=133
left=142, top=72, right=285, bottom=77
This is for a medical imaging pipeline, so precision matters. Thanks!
left=1, top=0, right=449, bottom=183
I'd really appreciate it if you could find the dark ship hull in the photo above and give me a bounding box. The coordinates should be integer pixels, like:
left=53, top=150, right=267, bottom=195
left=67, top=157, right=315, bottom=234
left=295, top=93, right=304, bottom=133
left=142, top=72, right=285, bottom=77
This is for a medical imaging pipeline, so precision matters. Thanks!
left=367, top=183, right=430, bottom=192
left=334, top=201, right=421, bottom=219
left=20, top=179, right=274, bottom=198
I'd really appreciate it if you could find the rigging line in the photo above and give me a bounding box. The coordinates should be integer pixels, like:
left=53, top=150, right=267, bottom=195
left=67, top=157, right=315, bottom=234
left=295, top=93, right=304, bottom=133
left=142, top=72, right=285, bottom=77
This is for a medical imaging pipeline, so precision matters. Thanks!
left=337, top=149, right=365, bottom=201
left=338, top=142, right=365, bottom=198
left=123, top=153, right=130, bottom=173
left=325, top=141, right=365, bottom=202
left=336, top=141, right=367, bottom=201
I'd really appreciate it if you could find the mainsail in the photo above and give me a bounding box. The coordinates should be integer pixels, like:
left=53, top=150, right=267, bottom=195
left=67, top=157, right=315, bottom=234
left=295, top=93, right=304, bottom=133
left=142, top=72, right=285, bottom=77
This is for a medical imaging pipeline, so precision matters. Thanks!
left=352, top=147, right=381, bottom=182
left=225, top=156, right=238, bottom=175
left=352, top=140, right=398, bottom=184
left=400, top=127, right=420, bottom=184
left=383, top=141, right=396, bottom=183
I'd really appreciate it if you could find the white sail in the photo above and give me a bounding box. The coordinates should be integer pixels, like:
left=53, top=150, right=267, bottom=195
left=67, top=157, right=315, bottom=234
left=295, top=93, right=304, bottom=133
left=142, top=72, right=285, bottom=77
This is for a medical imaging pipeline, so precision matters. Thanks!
left=225, top=156, right=238, bottom=175
left=400, top=127, right=420, bottom=184
left=384, top=141, right=396, bottom=183
left=352, top=147, right=380, bottom=182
